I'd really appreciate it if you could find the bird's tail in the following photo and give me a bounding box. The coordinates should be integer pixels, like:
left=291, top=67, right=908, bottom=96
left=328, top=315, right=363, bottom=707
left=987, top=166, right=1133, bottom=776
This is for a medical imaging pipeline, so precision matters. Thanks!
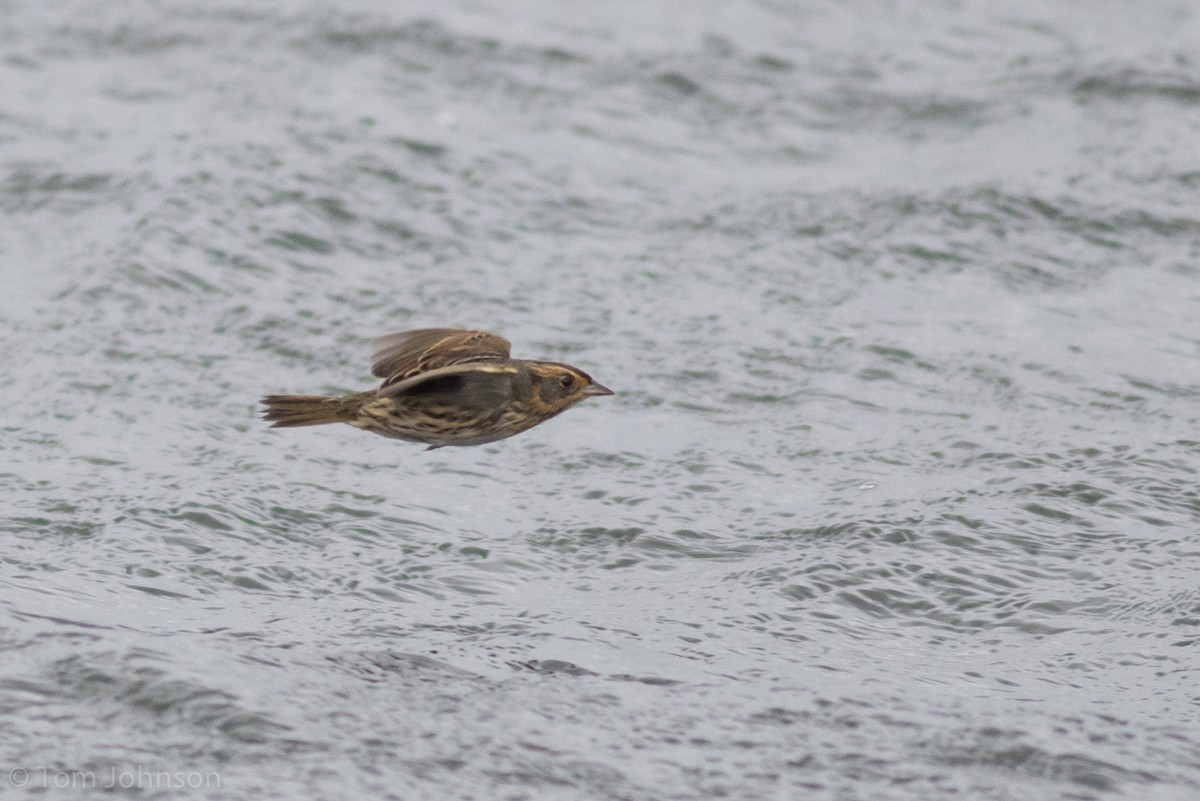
left=260, top=392, right=369, bottom=428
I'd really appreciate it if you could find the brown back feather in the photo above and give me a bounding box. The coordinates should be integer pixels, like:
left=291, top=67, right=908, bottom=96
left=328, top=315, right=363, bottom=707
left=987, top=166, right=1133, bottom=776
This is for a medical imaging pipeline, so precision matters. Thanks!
left=370, top=329, right=512, bottom=387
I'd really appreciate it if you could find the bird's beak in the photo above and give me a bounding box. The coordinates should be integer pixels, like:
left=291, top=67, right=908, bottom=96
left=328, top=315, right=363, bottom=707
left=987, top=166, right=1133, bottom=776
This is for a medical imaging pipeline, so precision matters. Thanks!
left=585, top=382, right=614, bottom=397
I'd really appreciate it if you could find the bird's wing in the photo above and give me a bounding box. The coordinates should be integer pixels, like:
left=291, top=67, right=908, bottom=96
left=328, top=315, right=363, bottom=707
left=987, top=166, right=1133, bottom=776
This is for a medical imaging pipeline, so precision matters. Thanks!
left=371, top=329, right=512, bottom=387
left=376, top=361, right=519, bottom=400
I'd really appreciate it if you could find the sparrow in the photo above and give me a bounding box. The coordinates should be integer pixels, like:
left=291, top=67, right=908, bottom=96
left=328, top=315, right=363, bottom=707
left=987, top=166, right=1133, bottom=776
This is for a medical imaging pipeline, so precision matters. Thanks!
left=260, top=328, right=613, bottom=450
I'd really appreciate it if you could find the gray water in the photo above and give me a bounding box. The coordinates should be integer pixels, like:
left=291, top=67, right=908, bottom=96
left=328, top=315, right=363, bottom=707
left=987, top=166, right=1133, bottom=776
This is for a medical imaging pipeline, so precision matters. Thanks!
left=2, top=1, right=1199, bottom=799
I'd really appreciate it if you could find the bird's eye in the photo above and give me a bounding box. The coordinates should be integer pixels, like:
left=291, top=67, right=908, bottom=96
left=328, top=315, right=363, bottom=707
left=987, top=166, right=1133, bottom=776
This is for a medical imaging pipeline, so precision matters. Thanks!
left=559, top=374, right=575, bottom=388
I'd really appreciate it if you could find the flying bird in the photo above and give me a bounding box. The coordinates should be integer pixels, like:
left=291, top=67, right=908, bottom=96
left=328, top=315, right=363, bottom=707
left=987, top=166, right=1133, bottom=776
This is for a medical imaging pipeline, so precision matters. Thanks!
left=261, top=328, right=613, bottom=450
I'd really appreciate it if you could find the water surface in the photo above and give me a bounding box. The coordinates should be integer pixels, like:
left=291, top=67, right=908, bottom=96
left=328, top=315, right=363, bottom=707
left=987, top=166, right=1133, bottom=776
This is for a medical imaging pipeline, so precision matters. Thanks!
left=2, top=1, right=1199, bottom=799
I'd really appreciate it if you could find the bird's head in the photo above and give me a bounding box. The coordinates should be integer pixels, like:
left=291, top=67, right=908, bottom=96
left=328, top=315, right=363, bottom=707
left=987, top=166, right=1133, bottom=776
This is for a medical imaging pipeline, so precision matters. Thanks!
left=527, top=362, right=614, bottom=414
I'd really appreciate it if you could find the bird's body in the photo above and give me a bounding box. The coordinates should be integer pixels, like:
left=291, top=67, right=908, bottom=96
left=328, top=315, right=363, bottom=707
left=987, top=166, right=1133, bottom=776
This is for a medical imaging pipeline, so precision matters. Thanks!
left=260, top=328, right=612, bottom=449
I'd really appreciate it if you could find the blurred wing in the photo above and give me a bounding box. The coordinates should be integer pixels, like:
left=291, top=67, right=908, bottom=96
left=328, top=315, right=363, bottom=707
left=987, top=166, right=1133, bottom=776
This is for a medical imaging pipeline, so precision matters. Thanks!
left=377, top=361, right=519, bottom=400
left=370, top=328, right=511, bottom=386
